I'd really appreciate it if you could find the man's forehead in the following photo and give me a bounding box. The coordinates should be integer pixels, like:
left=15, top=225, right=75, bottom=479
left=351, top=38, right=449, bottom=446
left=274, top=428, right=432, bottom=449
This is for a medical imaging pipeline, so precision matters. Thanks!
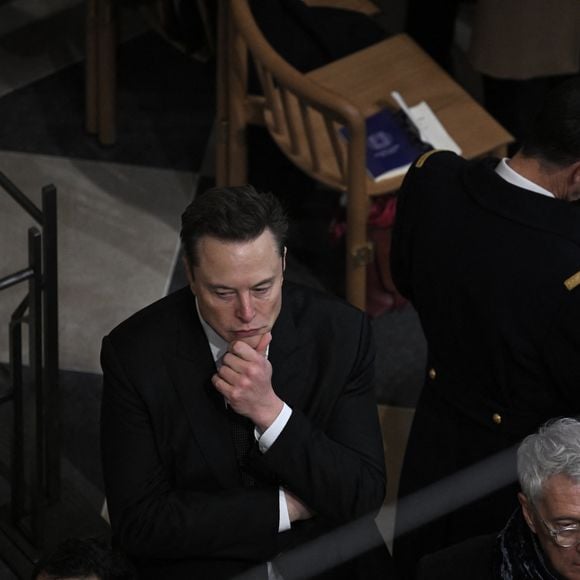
left=196, top=230, right=278, bottom=253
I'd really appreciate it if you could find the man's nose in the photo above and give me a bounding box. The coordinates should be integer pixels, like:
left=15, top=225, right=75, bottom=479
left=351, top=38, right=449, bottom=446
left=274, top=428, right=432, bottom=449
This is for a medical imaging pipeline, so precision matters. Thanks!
left=236, top=293, right=255, bottom=323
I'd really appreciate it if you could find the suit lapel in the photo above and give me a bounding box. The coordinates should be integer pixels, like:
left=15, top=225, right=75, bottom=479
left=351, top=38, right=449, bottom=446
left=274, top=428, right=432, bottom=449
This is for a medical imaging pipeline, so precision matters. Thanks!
left=167, top=285, right=312, bottom=488
left=167, top=303, right=240, bottom=488
left=269, top=288, right=313, bottom=409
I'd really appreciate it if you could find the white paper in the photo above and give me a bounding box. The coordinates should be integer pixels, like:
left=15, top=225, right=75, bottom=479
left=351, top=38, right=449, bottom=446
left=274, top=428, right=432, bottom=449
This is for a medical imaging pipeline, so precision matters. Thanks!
left=391, top=91, right=462, bottom=155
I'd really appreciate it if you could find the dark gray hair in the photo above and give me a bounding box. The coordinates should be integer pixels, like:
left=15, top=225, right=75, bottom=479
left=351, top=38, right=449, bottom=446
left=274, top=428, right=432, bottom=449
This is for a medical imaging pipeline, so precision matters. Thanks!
left=180, top=185, right=288, bottom=271
left=520, top=76, right=580, bottom=167
left=517, top=417, right=580, bottom=505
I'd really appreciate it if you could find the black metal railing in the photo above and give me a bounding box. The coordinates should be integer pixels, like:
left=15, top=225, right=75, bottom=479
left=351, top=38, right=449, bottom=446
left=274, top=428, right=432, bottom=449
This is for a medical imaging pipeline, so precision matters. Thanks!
left=0, top=171, right=59, bottom=548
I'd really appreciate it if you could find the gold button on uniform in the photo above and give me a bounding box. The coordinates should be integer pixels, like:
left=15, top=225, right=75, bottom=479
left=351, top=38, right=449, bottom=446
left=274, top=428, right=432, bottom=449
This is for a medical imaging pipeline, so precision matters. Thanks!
left=492, top=413, right=502, bottom=425
left=428, top=368, right=436, bottom=380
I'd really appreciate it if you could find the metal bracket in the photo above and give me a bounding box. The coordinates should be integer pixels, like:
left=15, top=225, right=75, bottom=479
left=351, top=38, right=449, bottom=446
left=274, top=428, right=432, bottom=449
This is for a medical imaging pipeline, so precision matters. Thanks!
left=351, top=242, right=374, bottom=267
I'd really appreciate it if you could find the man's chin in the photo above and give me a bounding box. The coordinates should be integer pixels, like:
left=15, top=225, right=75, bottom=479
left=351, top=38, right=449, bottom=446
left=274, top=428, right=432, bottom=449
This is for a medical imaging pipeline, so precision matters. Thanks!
left=230, top=332, right=263, bottom=349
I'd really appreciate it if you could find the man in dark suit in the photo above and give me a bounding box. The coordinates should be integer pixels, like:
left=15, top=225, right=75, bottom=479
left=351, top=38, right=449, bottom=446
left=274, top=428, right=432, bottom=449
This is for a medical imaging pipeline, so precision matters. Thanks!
left=100, top=185, right=394, bottom=579
left=390, top=77, right=580, bottom=578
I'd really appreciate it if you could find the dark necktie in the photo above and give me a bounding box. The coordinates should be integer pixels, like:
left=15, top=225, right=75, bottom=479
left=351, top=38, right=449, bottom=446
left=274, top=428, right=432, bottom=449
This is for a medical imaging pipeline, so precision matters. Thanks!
left=226, top=406, right=256, bottom=487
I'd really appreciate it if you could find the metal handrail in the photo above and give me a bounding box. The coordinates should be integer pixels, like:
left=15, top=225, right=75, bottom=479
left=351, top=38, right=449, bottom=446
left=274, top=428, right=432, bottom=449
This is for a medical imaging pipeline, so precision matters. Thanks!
left=0, top=172, right=59, bottom=548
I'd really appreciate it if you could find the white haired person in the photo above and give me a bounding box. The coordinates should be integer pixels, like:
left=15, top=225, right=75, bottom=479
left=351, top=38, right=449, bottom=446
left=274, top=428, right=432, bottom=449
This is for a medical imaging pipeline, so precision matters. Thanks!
left=417, top=417, right=580, bottom=579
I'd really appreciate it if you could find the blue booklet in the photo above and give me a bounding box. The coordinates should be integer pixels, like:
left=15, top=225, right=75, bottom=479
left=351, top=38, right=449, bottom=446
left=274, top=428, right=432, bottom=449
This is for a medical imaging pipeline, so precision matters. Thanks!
left=340, top=108, right=432, bottom=181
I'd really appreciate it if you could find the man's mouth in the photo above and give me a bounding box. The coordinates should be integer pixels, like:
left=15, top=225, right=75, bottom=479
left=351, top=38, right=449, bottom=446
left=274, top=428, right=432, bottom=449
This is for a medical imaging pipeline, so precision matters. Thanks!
left=232, top=328, right=262, bottom=338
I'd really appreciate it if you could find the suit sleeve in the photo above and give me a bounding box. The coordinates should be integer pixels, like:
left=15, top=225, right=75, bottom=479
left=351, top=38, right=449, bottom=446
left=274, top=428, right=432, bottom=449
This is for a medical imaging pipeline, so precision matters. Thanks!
left=100, top=335, right=279, bottom=561
left=250, top=312, right=386, bottom=525
left=542, top=286, right=580, bottom=406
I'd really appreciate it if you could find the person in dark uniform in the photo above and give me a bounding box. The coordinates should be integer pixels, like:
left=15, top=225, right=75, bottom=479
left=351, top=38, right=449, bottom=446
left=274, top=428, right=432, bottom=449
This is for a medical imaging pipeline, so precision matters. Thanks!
left=390, top=77, right=580, bottom=579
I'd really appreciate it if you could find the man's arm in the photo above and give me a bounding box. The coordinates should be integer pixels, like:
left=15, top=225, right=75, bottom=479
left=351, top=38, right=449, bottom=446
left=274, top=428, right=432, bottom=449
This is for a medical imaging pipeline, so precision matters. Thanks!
left=249, top=311, right=386, bottom=525
left=100, top=335, right=280, bottom=561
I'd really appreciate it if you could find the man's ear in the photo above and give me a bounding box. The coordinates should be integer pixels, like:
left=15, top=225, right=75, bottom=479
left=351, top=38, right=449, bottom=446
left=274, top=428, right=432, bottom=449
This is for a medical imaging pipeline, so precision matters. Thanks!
left=518, top=492, right=537, bottom=534
left=282, top=246, right=287, bottom=272
left=182, top=256, right=195, bottom=290
left=570, top=161, right=580, bottom=186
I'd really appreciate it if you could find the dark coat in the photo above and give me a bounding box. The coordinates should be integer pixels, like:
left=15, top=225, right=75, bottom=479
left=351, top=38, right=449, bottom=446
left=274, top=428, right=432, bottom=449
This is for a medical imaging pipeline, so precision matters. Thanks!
left=390, top=151, right=580, bottom=577
left=101, top=282, right=393, bottom=579
left=416, top=534, right=496, bottom=580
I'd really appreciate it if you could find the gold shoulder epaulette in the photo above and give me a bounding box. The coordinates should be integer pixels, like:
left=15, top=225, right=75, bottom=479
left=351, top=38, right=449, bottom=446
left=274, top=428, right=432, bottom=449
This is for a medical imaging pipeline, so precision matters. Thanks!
left=415, top=149, right=441, bottom=168
left=564, top=271, right=580, bottom=291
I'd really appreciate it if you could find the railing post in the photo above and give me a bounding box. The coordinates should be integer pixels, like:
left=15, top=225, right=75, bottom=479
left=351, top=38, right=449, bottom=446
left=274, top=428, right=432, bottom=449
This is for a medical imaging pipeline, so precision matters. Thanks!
left=29, top=227, right=44, bottom=544
left=41, top=185, right=60, bottom=504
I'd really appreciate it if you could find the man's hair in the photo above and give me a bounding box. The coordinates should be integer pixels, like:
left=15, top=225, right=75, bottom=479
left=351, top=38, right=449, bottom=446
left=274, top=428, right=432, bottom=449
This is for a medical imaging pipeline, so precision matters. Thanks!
left=32, top=537, right=137, bottom=580
left=180, top=185, right=288, bottom=269
left=520, top=75, right=580, bottom=167
left=517, top=417, right=580, bottom=505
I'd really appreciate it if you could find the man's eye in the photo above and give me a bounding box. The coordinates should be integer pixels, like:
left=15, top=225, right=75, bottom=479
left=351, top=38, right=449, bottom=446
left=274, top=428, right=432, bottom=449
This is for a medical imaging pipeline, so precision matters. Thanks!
left=253, top=287, right=270, bottom=294
left=558, top=525, right=580, bottom=534
left=215, top=291, right=234, bottom=298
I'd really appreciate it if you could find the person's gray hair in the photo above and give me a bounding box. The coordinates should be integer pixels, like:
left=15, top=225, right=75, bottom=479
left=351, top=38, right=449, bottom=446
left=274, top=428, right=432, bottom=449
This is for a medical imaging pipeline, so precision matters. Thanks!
left=517, top=417, right=580, bottom=505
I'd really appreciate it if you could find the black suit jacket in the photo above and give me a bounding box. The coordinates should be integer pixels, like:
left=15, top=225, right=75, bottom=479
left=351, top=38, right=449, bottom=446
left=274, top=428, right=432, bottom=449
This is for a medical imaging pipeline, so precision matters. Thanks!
left=101, top=282, right=392, bottom=579
left=390, top=151, right=580, bottom=577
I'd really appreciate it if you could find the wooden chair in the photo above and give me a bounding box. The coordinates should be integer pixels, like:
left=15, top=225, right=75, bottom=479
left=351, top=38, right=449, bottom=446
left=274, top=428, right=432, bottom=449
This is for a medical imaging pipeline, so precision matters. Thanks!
left=217, top=0, right=513, bottom=310
left=85, top=0, right=214, bottom=145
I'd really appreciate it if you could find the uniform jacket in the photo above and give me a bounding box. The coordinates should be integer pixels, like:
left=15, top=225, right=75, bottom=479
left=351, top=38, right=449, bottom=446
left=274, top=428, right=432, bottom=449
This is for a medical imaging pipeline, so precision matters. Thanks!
left=100, top=281, right=392, bottom=579
left=390, top=151, right=580, bottom=576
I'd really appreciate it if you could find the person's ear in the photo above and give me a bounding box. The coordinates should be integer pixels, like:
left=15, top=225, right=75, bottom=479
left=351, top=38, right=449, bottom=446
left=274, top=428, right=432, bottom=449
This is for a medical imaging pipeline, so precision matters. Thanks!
left=570, top=161, right=580, bottom=186
left=282, top=246, right=287, bottom=272
left=182, top=256, right=195, bottom=291
left=518, top=492, right=537, bottom=534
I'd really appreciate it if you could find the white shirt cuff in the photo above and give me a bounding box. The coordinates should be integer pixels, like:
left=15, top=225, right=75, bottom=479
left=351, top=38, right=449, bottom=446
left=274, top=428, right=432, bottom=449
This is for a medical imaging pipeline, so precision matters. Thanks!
left=255, top=403, right=292, bottom=453
left=278, top=487, right=291, bottom=532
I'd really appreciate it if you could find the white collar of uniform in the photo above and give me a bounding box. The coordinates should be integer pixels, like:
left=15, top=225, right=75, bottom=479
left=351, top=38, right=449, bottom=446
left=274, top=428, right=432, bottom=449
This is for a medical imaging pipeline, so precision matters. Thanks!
left=195, top=296, right=270, bottom=366
left=495, top=158, right=555, bottom=199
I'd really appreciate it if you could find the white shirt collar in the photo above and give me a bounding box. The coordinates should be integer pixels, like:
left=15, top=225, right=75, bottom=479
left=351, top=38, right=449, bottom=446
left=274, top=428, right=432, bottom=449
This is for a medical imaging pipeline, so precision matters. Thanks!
left=495, top=158, right=555, bottom=198
left=195, top=297, right=229, bottom=365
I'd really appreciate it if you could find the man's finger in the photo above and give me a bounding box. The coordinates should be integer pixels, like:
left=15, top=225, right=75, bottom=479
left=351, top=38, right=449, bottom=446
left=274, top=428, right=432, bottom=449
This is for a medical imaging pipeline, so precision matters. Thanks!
left=256, top=332, right=272, bottom=356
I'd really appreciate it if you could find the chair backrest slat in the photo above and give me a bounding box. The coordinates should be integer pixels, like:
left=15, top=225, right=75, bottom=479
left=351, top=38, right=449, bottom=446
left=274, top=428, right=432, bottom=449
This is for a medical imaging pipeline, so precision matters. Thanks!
left=324, top=116, right=346, bottom=180
left=299, top=101, right=320, bottom=173
left=279, top=87, right=300, bottom=156
left=258, top=64, right=284, bottom=135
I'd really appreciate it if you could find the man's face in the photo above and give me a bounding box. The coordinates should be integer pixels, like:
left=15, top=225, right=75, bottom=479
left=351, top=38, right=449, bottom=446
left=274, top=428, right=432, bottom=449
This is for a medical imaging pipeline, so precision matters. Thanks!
left=187, top=229, right=285, bottom=349
left=520, top=474, right=580, bottom=579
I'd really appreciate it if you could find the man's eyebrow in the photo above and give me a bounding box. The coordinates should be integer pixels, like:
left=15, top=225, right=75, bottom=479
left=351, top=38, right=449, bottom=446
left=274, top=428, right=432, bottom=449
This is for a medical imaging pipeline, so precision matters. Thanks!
left=206, top=277, right=276, bottom=291
left=207, top=283, right=235, bottom=291
left=252, top=277, right=276, bottom=287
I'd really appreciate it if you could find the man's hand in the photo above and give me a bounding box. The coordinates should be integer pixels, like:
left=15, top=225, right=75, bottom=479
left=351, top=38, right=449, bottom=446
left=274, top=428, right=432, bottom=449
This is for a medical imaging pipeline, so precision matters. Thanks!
left=285, top=489, right=314, bottom=523
left=212, top=332, right=284, bottom=431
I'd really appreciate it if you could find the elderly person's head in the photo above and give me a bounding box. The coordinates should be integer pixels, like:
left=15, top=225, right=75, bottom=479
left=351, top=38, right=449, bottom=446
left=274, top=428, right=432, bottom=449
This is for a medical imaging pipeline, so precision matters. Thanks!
left=517, top=417, right=580, bottom=579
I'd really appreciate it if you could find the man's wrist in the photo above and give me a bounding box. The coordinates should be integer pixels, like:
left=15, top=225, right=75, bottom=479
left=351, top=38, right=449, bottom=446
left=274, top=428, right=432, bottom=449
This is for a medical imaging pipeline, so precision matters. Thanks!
left=256, top=403, right=292, bottom=453
left=254, top=397, right=284, bottom=433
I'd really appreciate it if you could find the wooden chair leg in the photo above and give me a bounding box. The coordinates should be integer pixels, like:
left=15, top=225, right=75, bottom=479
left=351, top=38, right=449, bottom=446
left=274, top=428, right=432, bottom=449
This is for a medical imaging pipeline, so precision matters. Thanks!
left=346, top=178, right=371, bottom=311
left=215, top=0, right=230, bottom=186
left=97, top=0, right=117, bottom=146
left=85, top=0, right=99, bottom=135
